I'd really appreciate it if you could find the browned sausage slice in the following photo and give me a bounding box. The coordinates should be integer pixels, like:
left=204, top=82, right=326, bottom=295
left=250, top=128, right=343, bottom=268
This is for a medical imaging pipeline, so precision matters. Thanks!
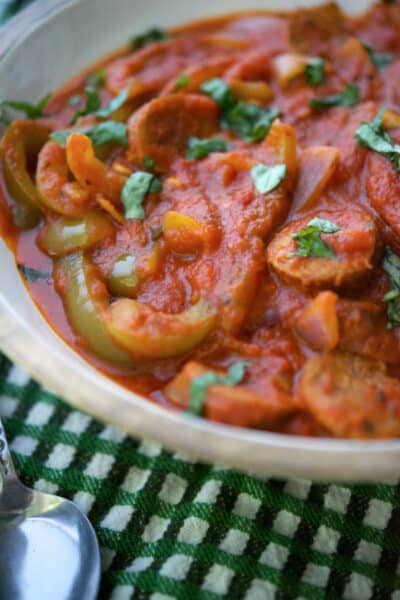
left=297, top=352, right=400, bottom=438
left=128, top=94, right=219, bottom=170
left=267, top=208, right=378, bottom=290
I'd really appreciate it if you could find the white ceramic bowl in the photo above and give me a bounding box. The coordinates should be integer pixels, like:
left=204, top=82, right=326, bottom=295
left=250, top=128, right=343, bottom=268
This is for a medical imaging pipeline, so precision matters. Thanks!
left=1, top=0, right=399, bottom=482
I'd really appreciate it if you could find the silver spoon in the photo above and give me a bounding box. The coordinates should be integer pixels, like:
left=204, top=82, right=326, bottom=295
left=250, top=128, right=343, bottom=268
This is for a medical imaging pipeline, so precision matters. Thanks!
left=0, top=417, right=101, bottom=600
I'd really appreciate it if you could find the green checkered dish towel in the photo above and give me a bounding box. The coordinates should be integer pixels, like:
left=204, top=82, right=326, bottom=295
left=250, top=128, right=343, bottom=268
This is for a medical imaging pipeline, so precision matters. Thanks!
left=1, top=3, right=400, bottom=599
left=1, top=357, right=400, bottom=600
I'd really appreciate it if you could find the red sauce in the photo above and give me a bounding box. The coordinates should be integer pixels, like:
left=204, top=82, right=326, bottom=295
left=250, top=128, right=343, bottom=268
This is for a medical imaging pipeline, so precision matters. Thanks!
left=3, top=2, right=400, bottom=438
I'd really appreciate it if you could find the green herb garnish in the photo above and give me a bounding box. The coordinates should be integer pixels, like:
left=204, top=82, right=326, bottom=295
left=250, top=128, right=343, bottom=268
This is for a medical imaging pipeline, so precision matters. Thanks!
left=51, top=120, right=128, bottom=147
left=201, top=77, right=279, bottom=142
left=291, top=218, right=341, bottom=258
left=18, top=265, right=51, bottom=282
left=95, top=89, right=129, bottom=118
left=310, top=83, right=360, bottom=109
left=143, top=156, right=155, bottom=171
left=363, top=43, right=394, bottom=70
left=384, top=289, right=400, bottom=329
left=305, top=58, right=326, bottom=87
left=84, top=121, right=128, bottom=146
left=383, top=247, right=400, bottom=329
left=87, top=67, right=106, bottom=88
left=251, top=163, right=287, bottom=194
left=69, top=95, right=82, bottom=107
left=121, top=172, right=162, bottom=220
left=175, top=74, right=190, bottom=90
left=130, top=28, right=171, bottom=50
left=188, top=361, right=249, bottom=416
left=187, top=136, right=230, bottom=160
left=0, top=93, right=51, bottom=122
left=71, top=86, right=101, bottom=124
left=222, top=103, right=280, bottom=143
left=201, top=78, right=236, bottom=111
left=383, top=246, right=400, bottom=289
left=71, top=88, right=128, bottom=124
left=355, top=107, right=400, bottom=171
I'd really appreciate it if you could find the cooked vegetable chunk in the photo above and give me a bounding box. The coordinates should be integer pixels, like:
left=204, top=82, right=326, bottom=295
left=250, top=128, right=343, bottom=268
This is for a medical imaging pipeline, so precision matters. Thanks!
left=66, top=133, right=126, bottom=203
left=293, top=146, right=339, bottom=211
left=54, top=253, right=133, bottom=365
left=38, top=210, right=115, bottom=257
left=1, top=119, right=51, bottom=228
left=37, top=141, right=90, bottom=216
left=295, top=291, right=339, bottom=352
left=104, top=298, right=217, bottom=360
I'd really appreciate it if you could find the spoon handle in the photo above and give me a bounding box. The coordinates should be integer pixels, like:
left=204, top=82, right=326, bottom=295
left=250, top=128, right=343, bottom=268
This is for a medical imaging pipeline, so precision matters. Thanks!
left=0, top=417, right=17, bottom=481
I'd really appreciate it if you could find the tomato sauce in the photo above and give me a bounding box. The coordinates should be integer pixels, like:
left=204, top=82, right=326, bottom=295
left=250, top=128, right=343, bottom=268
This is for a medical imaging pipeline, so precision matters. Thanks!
left=3, top=2, right=400, bottom=438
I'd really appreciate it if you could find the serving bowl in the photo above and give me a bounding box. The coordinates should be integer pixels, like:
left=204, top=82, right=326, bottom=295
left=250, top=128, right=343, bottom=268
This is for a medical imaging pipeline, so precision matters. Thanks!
left=1, top=0, right=399, bottom=482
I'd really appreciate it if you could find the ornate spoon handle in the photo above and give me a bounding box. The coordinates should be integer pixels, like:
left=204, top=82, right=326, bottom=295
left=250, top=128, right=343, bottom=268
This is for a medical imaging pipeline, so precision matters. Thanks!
left=0, top=417, right=16, bottom=481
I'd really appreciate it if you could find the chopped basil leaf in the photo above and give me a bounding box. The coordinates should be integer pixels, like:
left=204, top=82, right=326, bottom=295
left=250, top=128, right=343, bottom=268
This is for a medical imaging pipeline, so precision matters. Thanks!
left=189, top=372, right=219, bottom=416
left=310, top=83, right=360, bottom=109
left=87, top=67, right=106, bottom=88
left=121, top=172, right=162, bottom=220
left=175, top=74, right=190, bottom=90
left=385, top=292, right=400, bottom=330
left=382, top=247, right=400, bottom=329
left=363, top=43, right=394, bottom=70
left=222, top=102, right=280, bottom=142
left=0, top=93, right=51, bottom=121
left=130, top=28, right=171, bottom=50
left=305, top=58, right=326, bottom=87
left=201, top=78, right=279, bottom=142
left=355, top=108, right=400, bottom=171
left=384, top=289, right=400, bottom=302
left=291, top=218, right=341, bottom=258
left=95, top=89, right=129, bottom=118
left=201, top=78, right=236, bottom=111
left=87, top=121, right=128, bottom=146
left=50, top=130, right=70, bottom=145
left=251, top=163, right=286, bottom=194
left=187, top=136, right=230, bottom=160
left=71, top=86, right=101, bottom=124
left=51, top=121, right=128, bottom=147
left=188, top=361, right=249, bottom=416
left=71, top=88, right=128, bottom=124
left=18, top=265, right=51, bottom=282
left=383, top=246, right=400, bottom=289
left=69, top=95, right=82, bottom=107
left=307, top=217, right=341, bottom=233
left=143, top=156, right=155, bottom=171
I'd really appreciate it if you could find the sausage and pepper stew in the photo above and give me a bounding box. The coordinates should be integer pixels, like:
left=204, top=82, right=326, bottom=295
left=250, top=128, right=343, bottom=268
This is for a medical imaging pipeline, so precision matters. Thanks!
left=2, top=2, right=400, bottom=438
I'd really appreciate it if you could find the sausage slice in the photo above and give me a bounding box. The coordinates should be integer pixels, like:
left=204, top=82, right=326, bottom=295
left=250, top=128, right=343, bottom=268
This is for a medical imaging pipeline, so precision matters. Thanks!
left=128, top=94, right=219, bottom=170
left=267, top=208, right=378, bottom=289
left=297, top=352, right=400, bottom=438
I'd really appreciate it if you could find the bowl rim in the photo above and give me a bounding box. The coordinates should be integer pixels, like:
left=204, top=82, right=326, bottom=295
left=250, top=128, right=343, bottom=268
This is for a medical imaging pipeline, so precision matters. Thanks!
left=1, top=0, right=399, bottom=483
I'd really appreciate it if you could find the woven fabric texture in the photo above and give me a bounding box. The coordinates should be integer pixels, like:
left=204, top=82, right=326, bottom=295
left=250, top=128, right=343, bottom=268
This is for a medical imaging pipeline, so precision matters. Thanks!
left=1, top=353, right=400, bottom=600
left=1, top=1, right=400, bottom=598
